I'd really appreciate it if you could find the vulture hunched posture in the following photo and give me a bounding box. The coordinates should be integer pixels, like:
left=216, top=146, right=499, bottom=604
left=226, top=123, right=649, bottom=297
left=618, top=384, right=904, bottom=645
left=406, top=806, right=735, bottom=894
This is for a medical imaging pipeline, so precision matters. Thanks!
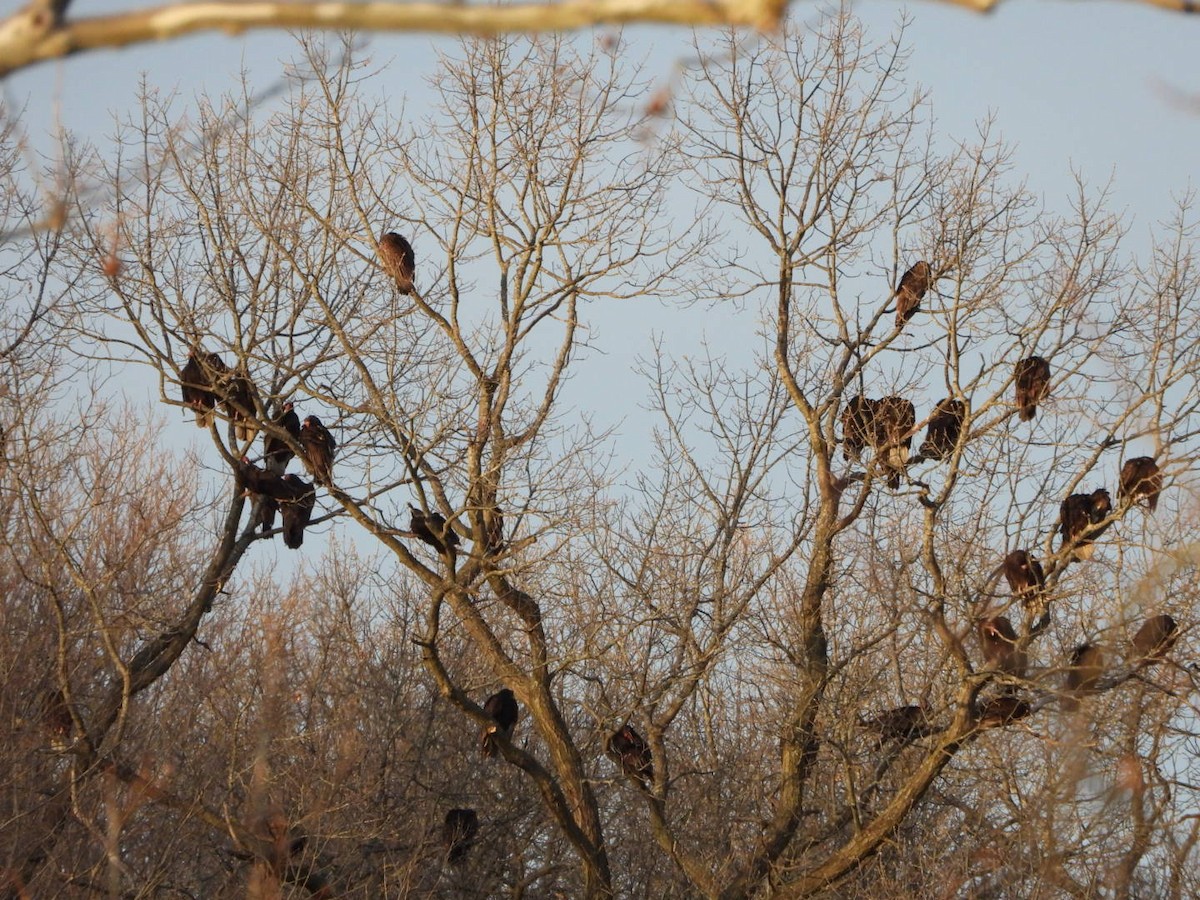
left=919, top=397, right=966, bottom=461
left=442, top=808, right=479, bottom=866
left=871, top=395, right=916, bottom=489
left=607, top=725, right=653, bottom=787
left=1132, top=614, right=1179, bottom=664
left=841, top=396, right=877, bottom=462
left=976, top=694, right=1031, bottom=729
left=408, top=503, right=459, bottom=553
left=481, top=688, right=519, bottom=757
left=264, top=402, right=301, bottom=474
left=978, top=616, right=1027, bottom=677
left=378, top=232, right=416, bottom=295
left=1119, top=456, right=1162, bottom=512
left=863, top=704, right=934, bottom=747
left=1002, top=550, right=1045, bottom=608
left=1014, top=356, right=1051, bottom=421
left=223, top=368, right=258, bottom=443
left=1060, top=489, right=1112, bottom=561
left=241, top=462, right=316, bottom=549
left=894, top=260, right=931, bottom=328
left=1065, top=643, right=1106, bottom=700
left=180, top=350, right=228, bottom=427
left=300, top=416, right=336, bottom=485
left=240, top=460, right=280, bottom=535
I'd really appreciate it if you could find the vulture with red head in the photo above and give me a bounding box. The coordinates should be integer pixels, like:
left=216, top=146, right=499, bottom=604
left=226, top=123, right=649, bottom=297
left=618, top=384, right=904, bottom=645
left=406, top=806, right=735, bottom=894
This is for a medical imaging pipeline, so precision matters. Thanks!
left=607, top=724, right=653, bottom=787
left=1132, top=614, right=1179, bottom=664
left=442, top=808, right=479, bottom=866
left=894, top=260, right=931, bottom=328
left=299, top=416, right=336, bottom=485
left=871, top=395, right=916, bottom=489
left=1119, top=457, right=1162, bottom=512
left=1014, top=356, right=1051, bottom=421
left=1002, top=550, right=1045, bottom=608
left=180, top=350, right=228, bottom=428
left=841, top=396, right=877, bottom=462
left=481, top=688, right=519, bottom=757
left=978, top=616, right=1026, bottom=677
left=919, top=397, right=966, bottom=461
left=378, top=232, right=416, bottom=295
left=863, top=704, right=934, bottom=747
left=264, top=402, right=301, bottom=474
left=408, top=503, right=459, bottom=553
left=1060, top=488, right=1112, bottom=560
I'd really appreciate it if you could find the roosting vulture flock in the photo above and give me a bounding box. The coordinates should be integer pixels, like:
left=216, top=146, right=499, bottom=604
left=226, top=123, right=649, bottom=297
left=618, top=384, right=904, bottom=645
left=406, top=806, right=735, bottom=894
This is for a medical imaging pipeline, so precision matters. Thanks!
left=856, top=261, right=1181, bottom=748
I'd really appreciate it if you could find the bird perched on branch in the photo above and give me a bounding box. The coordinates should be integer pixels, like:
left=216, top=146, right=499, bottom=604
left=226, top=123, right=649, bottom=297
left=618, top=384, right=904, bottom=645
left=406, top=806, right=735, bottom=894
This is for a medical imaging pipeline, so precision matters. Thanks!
left=378, top=231, right=416, bottom=295
left=240, top=459, right=281, bottom=536
left=894, top=260, right=931, bottom=328
left=1002, top=550, right=1045, bottom=609
left=862, top=704, right=935, bottom=747
left=299, top=416, right=336, bottom=485
left=1065, top=643, right=1106, bottom=697
left=841, top=395, right=877, bottom=462
left=408, top=503, right=459, bottom=553
left=919, top=397, right=966, bottom=461
left=481, top=688, right=519, bottom=757
left=442, top=808, right=478, bottom=866
left=1060, top=489, right=1112, bottom=561
left=222, top=367, right=258, bottom=443
left=871, top=395, right=916, bottom=489
left=1131, top=614, right=1178, bottom=664
left=978, top=616, right=1027, bottom=677
left=607, top=724, right=653, bottom=787
left=1014, top=356, right=1051, bottom=421
left=180, top=350, right=228, bottom=428
left=264, top=402, right=301, bottom=474
left=1119, top=457, right=1162, bottom=512
left=976, top=693, right=1031, bottom=729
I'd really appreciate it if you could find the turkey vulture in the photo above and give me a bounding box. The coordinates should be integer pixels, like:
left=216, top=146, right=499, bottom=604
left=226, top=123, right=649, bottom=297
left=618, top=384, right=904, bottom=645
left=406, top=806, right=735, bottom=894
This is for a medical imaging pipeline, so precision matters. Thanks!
left=240, top=460, right=281, bottom=535
left=39, top=687, right=72, bottom=750
left=299, top=416, right=336, bottom=485
left=222, top=367, right=258, bottom=443
left=264, top=402, right=301, bottom=474
left=976, top=693, right=1031, bottom=729
left=278, top=475, right=316, bottom=549
left=1119, top=457, right=1162, bottom=512
left=863, top=705, right=934, bottom=747
left=841, top=396, right=877, bottom=462
left=919, top=397, right=966, bottom=461
left=1002, top=550, right=1045, bottom=607
left=607, top=724, right=653, bottom=787
left=408, top=503, right=459, bottom=553
left=481, top=688, right=519, bottom=757
left=180, top=350, right=228, bottom=427
left=442, top=808, right=478, bottom=865
left=1014, top=356, right=1051, bottom=421
left=978, top=616, right=1026, bottom=677
left=871, top=395, right=916, bottom=489
left=1131, top=614, right=1178, bottom=663
left=1060, top=489, right=1112, bottom=561
left=894, top=260, right=931, bottom=328
left=378, top=232, right=416, bottom=295
left=1065, top=643, right=1105, bottom=695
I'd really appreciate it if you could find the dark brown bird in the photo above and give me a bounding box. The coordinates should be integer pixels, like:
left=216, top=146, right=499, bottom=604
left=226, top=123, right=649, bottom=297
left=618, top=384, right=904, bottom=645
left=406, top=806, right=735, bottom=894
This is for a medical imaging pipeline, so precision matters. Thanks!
left=378, top=232, right=416, bottom=295
left=919, top=397, right=966, bottom=461
left=442, top=808, right=479, bottom=866
left=481, top=688, right=519, bottom=757
left=1119, top=457, right=1162, bottom=512
left=240, top=459, right=281, bottom=536
left=1060, top=489, right=1112, bottom=561
left=222, top=367, right=258, bottom=443
left=277, top=475, right=316, bottom=550
left=894, top=260, right=931, bottom=328
left=39, top=687, right=72, bottom=750
left=1014, top=356, right=1051, bottom=421
left=1065, top=643, right=1106, bottom=695
left=408, top=503, right=459, bottom=553
left=264, top=402, right=301, bottom=475
left=180, top=350, right=228, bottom=428
left=978, top=616, right=1026, bottom=677
left=871, top=395, right=916, bottom=489
left=1002, top=550, right=1045, bottom=608
left=976, top=693, right=1031, bottom=729
left=862, top=704, right=934, bottom=746
left=841, top=396, right=877, bottom=462
left=1131, top=614, right=1178, bottom=663
left=607, top=724, right=653, bottom=787
left=299, top=416, right=336, bottom=485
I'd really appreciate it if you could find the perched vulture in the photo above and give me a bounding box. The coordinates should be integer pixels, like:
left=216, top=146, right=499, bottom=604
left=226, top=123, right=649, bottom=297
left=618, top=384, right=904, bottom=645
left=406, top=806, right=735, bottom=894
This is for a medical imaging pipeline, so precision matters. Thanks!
left=442, top=808, right=479, bottom=866
left=871, top=395, right=916, bottom=489
left=978, top=616, right=1027, bottom=677
left=894, top=260, right=931, bottom=328
left=919, top=397, right=966, bottom=461
left=1131, top=614, right=1179, bottom=664
left=408, top=503, right=459, bottom=553
left=862, top=705, right=934, bottom=747
left=841, top=396, right=877, bottom=462
left=1014, top=356, right=1051, bottom=421
left=222, top=368, right=258, bottom=443
left=481, top=688, right=519, bottom=757
left=378, top=232, right=416, bottom=295
left=1060, top=489, right=1112, bottom=561
left=1002, top=550, right=1046, bottom=608
left=278, top=475, right=316, bottom=550
left=240, top=460, right=281, bottom=536
left=976, top=693, right=1031, bottom=729
left=299, top=416, right=336, bottom=485
left=180, top=350, right=228, bottom=427
left=1065, top=643, right=1106, bottom=695
left=607, top=724, right=653, bottom=787
left=1119, top=457, right=1162, bottom=512
left=264, top=402, right=302, bottom=475
left=39, top=687, right=72, bottom=750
